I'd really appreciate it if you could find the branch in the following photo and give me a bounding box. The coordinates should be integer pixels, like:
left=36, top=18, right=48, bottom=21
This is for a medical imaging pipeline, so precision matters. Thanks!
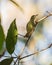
left=18, top=36, right=31, bottom=57
left=10, top=0, right=24, bottom=12
left=20, top=44, right=52, bottom=60
left=37, top=11, right=52, bottom=23
left=18, top=33, right=26, bottom=38
left=18, top=60, right=20, bottom=65
left=2, top=44, right=52, bottom=65
left=14, top=58, right=18, bottom=65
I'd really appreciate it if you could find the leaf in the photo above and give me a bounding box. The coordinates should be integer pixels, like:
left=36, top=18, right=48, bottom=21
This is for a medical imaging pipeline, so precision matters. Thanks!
left=0, top=24, right=5, bottom=51
left=0, top=57, right=13, bottom=65
left=6, top=19, right=18, bottom=54
left=0, top=50, right=5, bottom=58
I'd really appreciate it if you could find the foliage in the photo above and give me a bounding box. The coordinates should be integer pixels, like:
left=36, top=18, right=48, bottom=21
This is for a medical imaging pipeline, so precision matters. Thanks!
left=6, top=19, right=18, bottom=54
left=0, top=12, right=52, bottom=65
left=0, top=57, right=13, bottom=65
left=0, top=24, right=5, bottom=51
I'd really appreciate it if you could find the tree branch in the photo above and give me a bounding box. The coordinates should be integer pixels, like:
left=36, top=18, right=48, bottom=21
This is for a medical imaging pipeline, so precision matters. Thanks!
left=10, top=0, right=24, bottom=12
left=18, top=35, right=31, bottom=57
left=18, top=60, right=20, bottom=65
left=37, top=11, right=52, bottom=23
left=20, top=44, right=52, bottom=60
left=14, top=58, right=18, bottom=65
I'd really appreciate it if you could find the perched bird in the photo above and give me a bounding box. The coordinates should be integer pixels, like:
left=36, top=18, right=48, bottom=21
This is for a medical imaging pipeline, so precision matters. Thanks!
left=25, top=14, right=38, bottom=38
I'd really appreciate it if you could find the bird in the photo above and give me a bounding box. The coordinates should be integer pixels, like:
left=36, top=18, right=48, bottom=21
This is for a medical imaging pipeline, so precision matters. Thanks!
left=24, top=14, right=38, bottom=38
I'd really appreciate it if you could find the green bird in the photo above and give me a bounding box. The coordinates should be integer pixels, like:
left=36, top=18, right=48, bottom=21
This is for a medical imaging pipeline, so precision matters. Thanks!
left=25, top=14, right=38, bottom=37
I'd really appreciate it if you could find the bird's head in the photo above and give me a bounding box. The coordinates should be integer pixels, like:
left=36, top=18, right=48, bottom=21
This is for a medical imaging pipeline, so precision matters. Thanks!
left=31, top=14, right=38, bottom=21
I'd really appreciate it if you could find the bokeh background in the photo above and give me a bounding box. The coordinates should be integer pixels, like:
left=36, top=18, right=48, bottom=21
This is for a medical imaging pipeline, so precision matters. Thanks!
left=0, top=0, right=52, bottom=65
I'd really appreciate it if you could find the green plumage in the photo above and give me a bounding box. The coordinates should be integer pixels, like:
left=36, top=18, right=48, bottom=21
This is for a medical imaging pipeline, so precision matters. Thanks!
left=25, top=15, right=38, bottom=37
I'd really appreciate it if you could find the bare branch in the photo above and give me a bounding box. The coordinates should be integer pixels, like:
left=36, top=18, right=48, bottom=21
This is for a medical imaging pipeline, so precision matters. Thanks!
left=38, top=11, right=52, bottom=22
left=18, top=33, right=26, bottom=38
left=14, top=58, right=18, bottom=65
left=20, top=44, right=52, bottom=60
left=10, top=0, right=24, bottom=12
left=18, top=36, right=31, bottom=57
left=18, top=60, right=20, bottom=65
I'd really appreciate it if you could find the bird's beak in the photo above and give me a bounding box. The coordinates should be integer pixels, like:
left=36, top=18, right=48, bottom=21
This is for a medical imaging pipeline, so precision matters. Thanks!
left=33, top=14, right=38, bottom=19
left=35, top=14, right=38, bottom=17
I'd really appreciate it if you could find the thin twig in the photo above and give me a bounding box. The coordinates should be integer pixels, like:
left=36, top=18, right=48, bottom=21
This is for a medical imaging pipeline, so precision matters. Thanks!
left=18, top=60, right=20, bottom=65
left=3, top=56, right=11, bottom=57
left=37, top=11, right=52, bottom=23
left=10, top=0, right=24, bottom=12
left=14, top=58, right=18, bottom=65
left=18, top=33, right=25, bottom=38
left=3, top=56, right=17, bottom=58
left=17, top=12, right=52, bottom=57
left=18, top=36, right=31, bottom=57
left=3, top=44, right=52, bottom=65
left=14, top=52, right=18, bottom=57
left=20, top=44, right=52, bottom=60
